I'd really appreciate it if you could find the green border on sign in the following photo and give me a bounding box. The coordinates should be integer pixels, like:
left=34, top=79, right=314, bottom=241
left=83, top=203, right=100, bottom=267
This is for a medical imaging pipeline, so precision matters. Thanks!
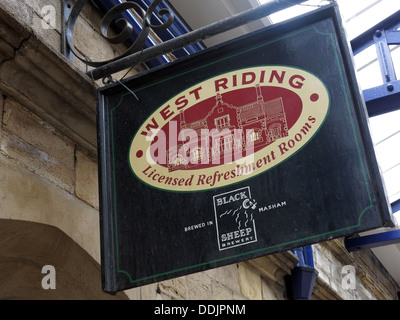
left=109, top=24, right=373, bottom=285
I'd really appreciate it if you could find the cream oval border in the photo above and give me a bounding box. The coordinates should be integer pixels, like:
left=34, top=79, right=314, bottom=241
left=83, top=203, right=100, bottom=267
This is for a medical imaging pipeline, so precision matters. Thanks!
left=129, top=66, right=330, bottom=192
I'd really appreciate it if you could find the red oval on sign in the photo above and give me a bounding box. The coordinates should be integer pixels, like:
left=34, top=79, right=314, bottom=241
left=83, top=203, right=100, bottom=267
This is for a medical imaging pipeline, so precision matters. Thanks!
left=151, top=85, right=302, bottom=171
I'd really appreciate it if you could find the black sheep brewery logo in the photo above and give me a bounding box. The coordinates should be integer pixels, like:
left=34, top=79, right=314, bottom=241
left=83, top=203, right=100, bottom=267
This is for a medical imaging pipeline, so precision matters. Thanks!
left=213, top=186, right=258, bottom=250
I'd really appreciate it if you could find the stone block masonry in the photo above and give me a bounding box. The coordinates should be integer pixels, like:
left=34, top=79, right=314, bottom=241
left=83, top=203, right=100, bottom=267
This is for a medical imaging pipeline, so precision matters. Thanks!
left=2, top=99, right=75, bottom=193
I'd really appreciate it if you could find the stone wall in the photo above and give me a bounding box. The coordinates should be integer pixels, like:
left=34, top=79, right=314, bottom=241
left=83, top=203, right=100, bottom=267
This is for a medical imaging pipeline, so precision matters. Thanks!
left=0, top=0, right=398, bottom=300
left=0, top=0, right=144, bottom=77
left=126, top=251, right=298, bottom=300
left=313, top=239, right=399, bottom=300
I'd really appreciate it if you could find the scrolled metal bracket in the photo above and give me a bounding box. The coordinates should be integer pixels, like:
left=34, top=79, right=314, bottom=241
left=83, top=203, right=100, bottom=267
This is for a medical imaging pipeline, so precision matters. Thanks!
left=62, top=0, right=326, bottom=80
left=62, top=0, right=174, bottom=68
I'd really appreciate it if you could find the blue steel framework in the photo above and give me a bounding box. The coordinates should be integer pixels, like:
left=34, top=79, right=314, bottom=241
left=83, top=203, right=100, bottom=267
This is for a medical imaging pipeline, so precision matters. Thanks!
left=351, top=9, right=400, bottom=118
left=345, top=9, right=400, bottom=252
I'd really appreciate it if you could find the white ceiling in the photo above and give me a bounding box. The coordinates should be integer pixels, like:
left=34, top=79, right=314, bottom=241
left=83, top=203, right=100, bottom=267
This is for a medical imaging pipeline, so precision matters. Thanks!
left=169, top=0, right=271, bottom=47
left=361, top=228, right=400, bottom=287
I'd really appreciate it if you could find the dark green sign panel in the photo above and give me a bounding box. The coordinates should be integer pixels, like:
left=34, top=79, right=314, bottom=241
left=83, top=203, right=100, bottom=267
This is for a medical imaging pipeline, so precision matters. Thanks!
left=97, top=4, right=393, bottom=293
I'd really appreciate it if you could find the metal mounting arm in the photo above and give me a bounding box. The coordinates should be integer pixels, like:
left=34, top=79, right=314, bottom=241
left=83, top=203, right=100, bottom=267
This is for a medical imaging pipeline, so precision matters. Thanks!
left=62, top=0, right=174, bottom=68
left=62, top=0, right=316, bottom=80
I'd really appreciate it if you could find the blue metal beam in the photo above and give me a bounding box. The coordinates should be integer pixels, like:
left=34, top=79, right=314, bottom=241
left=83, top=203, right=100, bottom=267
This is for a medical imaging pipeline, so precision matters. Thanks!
left=348, top=9, right=400, bottom=250
left=350, top=9, right=400, bottom=118
left=345, top=229, right=400, bottom=252
left=392, top=199, right=400, bottom=214
left=351, top=9, right=400, bottom=56
left=374, top=29, right=397, bottom=83
left=386, top=30, right=400, bottom=45
left=363, top=79, right=400, bottom=117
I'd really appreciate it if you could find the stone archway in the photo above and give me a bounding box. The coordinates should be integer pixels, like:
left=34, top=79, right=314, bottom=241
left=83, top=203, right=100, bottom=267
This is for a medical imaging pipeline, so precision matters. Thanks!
left=0, top=219, right=128, bottom=300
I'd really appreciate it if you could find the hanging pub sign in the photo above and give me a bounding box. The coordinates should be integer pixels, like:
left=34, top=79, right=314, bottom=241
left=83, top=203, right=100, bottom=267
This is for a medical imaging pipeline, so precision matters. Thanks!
left=97, top=4, right=393, bottom=292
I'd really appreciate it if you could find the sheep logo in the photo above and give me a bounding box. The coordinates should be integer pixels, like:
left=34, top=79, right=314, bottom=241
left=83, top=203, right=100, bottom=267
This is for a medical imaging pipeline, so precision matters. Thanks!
left=213, top=186, right=258, bottom=250
left=219, top=198, right=257, bottom=230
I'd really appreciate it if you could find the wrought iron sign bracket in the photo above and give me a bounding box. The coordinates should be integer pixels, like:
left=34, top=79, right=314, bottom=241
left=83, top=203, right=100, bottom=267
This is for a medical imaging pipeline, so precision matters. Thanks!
left=62, top=0, right=330, bottom=82
left=62, top=0, right=174, bottom=69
